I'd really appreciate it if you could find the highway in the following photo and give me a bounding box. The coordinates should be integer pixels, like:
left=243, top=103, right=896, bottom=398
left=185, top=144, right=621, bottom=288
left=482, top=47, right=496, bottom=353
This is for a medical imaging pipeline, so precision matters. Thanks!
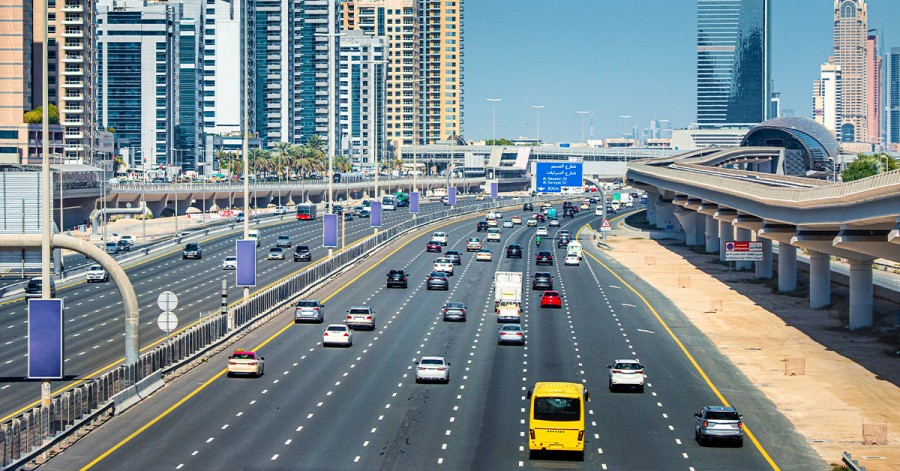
left=43, top=202, right=821, bottom=470
left=0, top=198, right=497, bottom=422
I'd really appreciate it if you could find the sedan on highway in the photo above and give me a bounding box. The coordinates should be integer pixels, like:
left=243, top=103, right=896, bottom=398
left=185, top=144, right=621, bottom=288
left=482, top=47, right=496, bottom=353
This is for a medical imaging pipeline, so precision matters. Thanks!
left=293, top=245, right=312, bottom=262
left=540, top=290, right=562, bottom=308
left=426, top=240, right=442, bottom=253
left=267, top=247, right=286, bottom=260
left=346, top=306, right=376, bottom=330
left=506, top=244, right=523, bottom=259
left=182, top=242, right=202, bottom=259
left=564, top=253, right=580, bottom=266
left=466, top=238, right=483, bottom=251
left=502, top=220, right=514, bottom=228
left=415, top=356, right=450, bottom=383
left=442, top=302, right=466, bottom=322
left=476, top=221, right=489, bottom=232
left=497, top=324, right=526, bottom=345
left=386, top=269, right=408, bottom=289
left=486, top=228, right=501, bottom=242
left=323, top=324, right=353, bottom=347
left=86, top=265, right=109, bottom=282
left=608, top=359, right=645, bottom=392
left=445, top=250, right=462, bottom=265
left=511, top=215, right=523, bottom=225
left=276, top=235, right=292, bottom=248
left=294, top=300, right=325, bottom=323
left=694, top=406, right=744, bottom=447
left=532, top=272, right=553, bottom=290
left=434, top=258, right=454, bottom=276
left=432, top=231, right=449, bottom=246
left=226, top=349, right=264, bottom=378
left=526, top=218, right=537, bottom=227
left=535, top=251, right=554, bottom=266
left=536, top=226, right=549, bottom=236
left=222, top=256, right=237, bottom=270
left=548, top=218, right=560, bottom=227
left=475, top=249, right=493, bottom=262
left=426, top=271, right=449, bottom=290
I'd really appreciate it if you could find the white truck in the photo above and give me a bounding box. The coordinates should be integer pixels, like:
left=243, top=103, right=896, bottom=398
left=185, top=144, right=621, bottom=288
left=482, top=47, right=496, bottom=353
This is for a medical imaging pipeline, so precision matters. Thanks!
left=494, top=271, right=523, bottom=322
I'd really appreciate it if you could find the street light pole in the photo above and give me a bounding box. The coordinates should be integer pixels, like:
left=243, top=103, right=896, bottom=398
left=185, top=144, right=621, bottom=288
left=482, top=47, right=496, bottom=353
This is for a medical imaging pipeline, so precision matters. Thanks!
left=530, top=105, right=544, bottom=142
left=487, top=98, right=501, bottom=143
left=577, top=110, right=590, bottom=143
left=315, top=26, right=344, bottom=219
left=241, top=0, right=250, bottom=312
left=619, top=115, right=632, bottom=140
left=40, top=0, right=52, bottom=406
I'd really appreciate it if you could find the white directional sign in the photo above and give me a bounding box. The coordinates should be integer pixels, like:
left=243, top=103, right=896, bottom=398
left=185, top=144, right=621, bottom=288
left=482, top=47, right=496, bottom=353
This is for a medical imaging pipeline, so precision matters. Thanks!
left=157, top=312, right=178, bottom=332
left=157, top=291, right=179, bottom=311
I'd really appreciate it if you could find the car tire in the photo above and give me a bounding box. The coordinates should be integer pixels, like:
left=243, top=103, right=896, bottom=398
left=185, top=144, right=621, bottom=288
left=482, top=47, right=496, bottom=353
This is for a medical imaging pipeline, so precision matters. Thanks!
left=637, top=385, right=644, bottom=393
left=608, top=380, right=614, bottom=391
left=736, top=438, right=743, bottom=448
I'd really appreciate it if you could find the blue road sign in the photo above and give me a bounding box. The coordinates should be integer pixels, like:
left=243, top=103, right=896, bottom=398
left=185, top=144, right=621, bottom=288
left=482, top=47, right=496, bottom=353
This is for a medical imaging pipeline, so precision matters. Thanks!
left=28, top=298, right=64, bottom=379
left=370, top=201, right=382, bottom=227
left=448, top=187, right=456, bottom=205
left=323, top=214, right=338, bottom=248
left=490, top=182, right=498, bottom=198
left=236, top=239, right=257, bottom=287
left=409, top=192, right=419, bottom=213
left=533, top=162, right=583, bottom=193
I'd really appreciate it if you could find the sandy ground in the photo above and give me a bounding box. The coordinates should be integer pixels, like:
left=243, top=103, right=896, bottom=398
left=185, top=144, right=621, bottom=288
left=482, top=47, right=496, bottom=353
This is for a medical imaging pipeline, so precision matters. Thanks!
left=599, top=233, right=899, bottom=470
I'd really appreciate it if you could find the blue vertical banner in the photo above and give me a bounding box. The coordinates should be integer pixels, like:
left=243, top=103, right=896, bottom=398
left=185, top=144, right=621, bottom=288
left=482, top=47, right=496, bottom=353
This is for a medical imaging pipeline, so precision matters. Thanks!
left=370, top=201, right=382, bottom=227
left=490, top=182, right=498, bottom=198
left=28, top=298, right=64, bottom=379
left=323, top=214, right=338, bottom=247
left=448, top=187, right=456, bottom=205
left=236, top=240, right=257, bottom=287
left=409, top=191, right=419, bottom=214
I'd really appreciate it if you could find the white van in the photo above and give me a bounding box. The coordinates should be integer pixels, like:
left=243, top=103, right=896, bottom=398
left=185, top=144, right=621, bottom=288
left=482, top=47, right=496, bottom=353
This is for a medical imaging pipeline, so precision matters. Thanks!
left=248, top=229, right=260, bottom=247
left=566, top=241, right=583, bottom=260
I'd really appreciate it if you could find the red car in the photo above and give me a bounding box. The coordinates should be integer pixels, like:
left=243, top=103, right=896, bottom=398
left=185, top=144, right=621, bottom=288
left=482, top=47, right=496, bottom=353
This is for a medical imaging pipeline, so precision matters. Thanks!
left=540, top=290, right=562, bottom=308
left=426, top=240, right=442, bottom=252
left=534, top=213, right=545, bottom=222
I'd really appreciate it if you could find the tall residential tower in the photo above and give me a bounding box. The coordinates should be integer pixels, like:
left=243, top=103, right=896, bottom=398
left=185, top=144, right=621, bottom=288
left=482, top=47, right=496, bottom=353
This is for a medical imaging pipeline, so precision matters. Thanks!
left=833, top=0, right=868, bottom=143
left=886, top=47, right=900, bottom=148
left=419, top=0, right=463, bottom=144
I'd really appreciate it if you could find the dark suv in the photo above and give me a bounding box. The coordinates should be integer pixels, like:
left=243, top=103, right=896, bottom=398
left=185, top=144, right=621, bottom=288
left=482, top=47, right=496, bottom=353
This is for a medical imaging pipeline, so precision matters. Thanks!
left=293, top=245, right=312, bottom=262
left=182, top=242, right=202, bottom=259
left=523, top=203, right=533, bottom=211
left=557, top=236, right=571, bottom=248
left=476, top=221, right=489, bottom=232
left=535, top=251, right=553, bottom=266
left=532, top=272, right=553, bottom=290
left=386, top=269, right=408, bottom=289
left=506, top=244, right=523, bottom=259
left=25, top=277, right=57, bottom=298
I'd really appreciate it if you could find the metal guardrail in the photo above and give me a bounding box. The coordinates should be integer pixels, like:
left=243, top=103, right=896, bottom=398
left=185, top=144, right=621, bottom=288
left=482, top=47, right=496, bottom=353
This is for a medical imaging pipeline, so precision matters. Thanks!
left=109, top=176, right=485, bottom=193
left=842, top=452, right=866, bottom=471
left=0, top=194, right=558, bottom=469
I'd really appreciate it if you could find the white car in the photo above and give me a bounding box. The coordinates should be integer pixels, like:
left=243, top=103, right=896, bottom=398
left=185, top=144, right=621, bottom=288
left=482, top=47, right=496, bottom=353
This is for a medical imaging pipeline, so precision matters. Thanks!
left=434, top=257, right=454, bottom=276
left=223, top=256, right=237, bottom=270
left=608, top=359, right=645, bottom=392
left=564, top=253, right=580, bottom=266
left=415, top=356, right=450, bottom=383
left=86, top=264, right=109, bottom=282
left=536, top=227, right=549, bottom=236
left=494, top=211, right=503, bottom=219
left=274, top=206, right=288, bottom=215
left=323, top=324, right=352, bottom=347
left=502, top=220, right=514, bottom=228
left=466, top=238, right=483, bottom=251
left=526, top=218, right=538, bottom=227
left=475, top=249, right=493, bottom=261
left=548, top=218, right=560, bottom=227
left=432, top=231, right=449, bottom=246
left=486, top=228, right=501, bottom=242
left=511, top=216, right=523, bottom=225
left=119, top=235, right=135, bottom=246
left=487, top=218, right=498, bottom=227
left=346, top=306, right=376, bottom=330
left=486, top=211, right=497, bottom=219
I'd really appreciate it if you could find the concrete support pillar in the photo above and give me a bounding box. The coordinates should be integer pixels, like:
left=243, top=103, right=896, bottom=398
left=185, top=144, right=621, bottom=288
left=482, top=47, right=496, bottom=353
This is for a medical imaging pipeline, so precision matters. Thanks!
left=719, top=220, right=731, bottom=261
left=735, top=227, right=752, bottom=270
left=848, top=259, right=874, bottom=329
left=653, top=199, right=668, bottom=230
left=808, top=250, right=831, bottom=309
left=655, top=202, right=681, bottom=233
left=646, top=194, right=657, bottom=226
left=705, top=215, right=719, bottom=254
left=675, top=209, right=703, bottom=246
left=755, top=236, right=773, bottom=279
left=777, top=242, right=797, bottom=292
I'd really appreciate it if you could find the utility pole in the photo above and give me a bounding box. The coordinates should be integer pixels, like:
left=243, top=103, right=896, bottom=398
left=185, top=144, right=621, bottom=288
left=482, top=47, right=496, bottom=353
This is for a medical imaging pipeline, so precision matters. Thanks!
left=40, top=0, right=52, bottom=406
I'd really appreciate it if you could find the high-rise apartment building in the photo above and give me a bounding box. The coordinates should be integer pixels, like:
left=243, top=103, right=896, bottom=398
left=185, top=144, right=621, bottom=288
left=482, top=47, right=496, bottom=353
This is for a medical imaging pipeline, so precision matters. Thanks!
left=33, top=0, right=98, bottom=162
left=341, top=0, right=419, bottom=156
left=865, top=30, right=881, bottom=144
left=176, top=16, right=204, bottom=172
left=254, top=0, right=287, bottom=146
left=696, top=0, right=771, bottom=126
left=833, top=0, right=868, bottom=143
left=293, top=0, right=339, bottom=150
left=0, top=0, right=33, bottom=128
left=419, top=0, right=463, bottom=144
left=813, top=59, right=842, bottom=134
left=96, top=0, right=180, bottom=171
left=338, top=29, right=385, bottom=171
left=887, top=48, right=900, bottom=148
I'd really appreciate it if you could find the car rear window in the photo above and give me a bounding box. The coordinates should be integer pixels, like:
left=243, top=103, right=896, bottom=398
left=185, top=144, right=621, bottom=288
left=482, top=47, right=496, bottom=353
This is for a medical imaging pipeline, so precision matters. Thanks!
left=615, top=363, right=641, bottom=370
left=706, top=411, right=740, bottom=421
left=435, top=258, right=450, bottom=263
left=545, top=292, right=560, bottom=298
left=421, top=359, right=443, bottom=365
left=349, top=308, right=370, bottom=315
left=232, top=352, right=256, bottom=360
left=326, top=326, right=345, bottom=332
left=297, top=301, right=319, bottom=307
left=447, top=303, right=463, bottom=309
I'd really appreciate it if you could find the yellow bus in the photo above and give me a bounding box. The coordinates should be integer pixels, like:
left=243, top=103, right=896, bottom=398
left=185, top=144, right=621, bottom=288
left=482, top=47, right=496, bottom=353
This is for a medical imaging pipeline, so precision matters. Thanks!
left=527, top=382, right=590, bottom=458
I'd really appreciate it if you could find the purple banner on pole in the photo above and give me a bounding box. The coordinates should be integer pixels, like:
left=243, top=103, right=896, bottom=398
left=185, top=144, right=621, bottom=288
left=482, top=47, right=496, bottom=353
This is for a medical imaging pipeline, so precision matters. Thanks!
left=490, top=182, right=498, bottom=198
left=370, top=201, right=382, bottom=227
left=236, top=239, right=257, bottom=287
left=323, top=214, right=338, bottom=247
left=448, top=187, right=457, bottom=205
left=409, top=191, right=419, bottom=213
left=28, top=298, right=64, bottom=379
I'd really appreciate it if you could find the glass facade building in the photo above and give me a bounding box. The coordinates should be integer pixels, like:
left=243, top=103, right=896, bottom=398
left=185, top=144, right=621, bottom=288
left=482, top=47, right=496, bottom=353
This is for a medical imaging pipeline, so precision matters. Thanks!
left=696, top=0, right=771, bottom=126
left=887, top=48, right=900, bottom=147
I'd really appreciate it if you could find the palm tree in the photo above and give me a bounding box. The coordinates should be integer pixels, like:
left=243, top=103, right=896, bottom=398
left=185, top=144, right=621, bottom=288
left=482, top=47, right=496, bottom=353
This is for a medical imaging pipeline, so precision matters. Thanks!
left=273, top=141, right=292, bottom=181
left=333, top=155, right=352, bottom=173
left=248, top=148, right=271, bottom=179
left=113, top=155, right=126, bottom=175
left=305, top=134, right=326, bottom=160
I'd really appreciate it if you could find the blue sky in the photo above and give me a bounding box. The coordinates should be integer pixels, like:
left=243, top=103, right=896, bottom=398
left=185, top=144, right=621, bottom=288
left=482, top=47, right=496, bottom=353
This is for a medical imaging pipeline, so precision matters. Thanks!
left=463, top=0, right=900, bottom=143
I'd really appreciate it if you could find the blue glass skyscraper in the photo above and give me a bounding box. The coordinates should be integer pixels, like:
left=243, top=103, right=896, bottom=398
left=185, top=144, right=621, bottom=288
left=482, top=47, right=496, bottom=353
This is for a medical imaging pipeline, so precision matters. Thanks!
left=696, top=0, right=771, bottom=126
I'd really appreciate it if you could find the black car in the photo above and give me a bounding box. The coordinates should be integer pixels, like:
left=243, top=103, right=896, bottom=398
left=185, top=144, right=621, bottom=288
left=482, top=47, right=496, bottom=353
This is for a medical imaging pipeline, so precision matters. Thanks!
left=116, top=239, right=131, bottom=252
left=506, top=244, right=523, bottom=258
left=476, top=221, right=489, bottom=232
left=445, top=250, right=462, bottom=265
left=535, top=251, right=553, bottom=266
left=589, top=197, right=598, bottom=204
left=293, top=245, right=312, bottom=262
left=344, top=212, right=354, bottom=221
left=333, top=205, right=343, bottom=215
left=25, top=277, right=56, bottom=298
left=523, top=203, right=533, bottom=211
left=386, top=269, right=408, bottom=289
left=532, top=272, right=553, bottom=290
left=562, top=208, right=575, bottom=218
left=426, top=271, right=449, bottom=290
left=182, top=242, right=202, bottom=259
left=557, top=237, right=571, bottom=248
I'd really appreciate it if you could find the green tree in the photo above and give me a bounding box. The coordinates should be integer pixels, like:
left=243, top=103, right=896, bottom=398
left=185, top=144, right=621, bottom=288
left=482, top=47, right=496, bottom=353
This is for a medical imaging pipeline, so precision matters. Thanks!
left=842, top=154, right=881, bottom=182
left=113, top=155, right=126, bottom=174
left=333, top=155, right=352, bottom=173
left=486, top=138, right=514, bottom=146
left=23, top=104, right=60, bottom=124
left=273, top=141, right=292, bottom=180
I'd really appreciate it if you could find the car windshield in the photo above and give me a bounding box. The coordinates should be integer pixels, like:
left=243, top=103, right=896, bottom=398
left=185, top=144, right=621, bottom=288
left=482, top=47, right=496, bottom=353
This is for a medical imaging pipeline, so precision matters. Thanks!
left=278, top=236, right=289, bottom=240
left=706, top=411, right=740, bottom=421
left=390, top=270, right=404, bottom=275
left=225, top=257, right=236, bottom=261
left=296, top=246, right=309, bottom=252
left=186, top=244, right=199, bottom=250
left=270, top=248, right=282, bottom=252
left=421, top=359, right=444, bottom=365
left=533, top=397, right=581, bottom=422
left=430, top=271, right=446, bottom=277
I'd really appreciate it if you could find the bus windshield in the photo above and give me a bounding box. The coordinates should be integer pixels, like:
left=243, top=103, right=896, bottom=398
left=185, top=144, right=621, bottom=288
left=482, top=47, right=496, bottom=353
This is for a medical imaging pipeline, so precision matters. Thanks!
left=533, top=397, right=581, bottom=422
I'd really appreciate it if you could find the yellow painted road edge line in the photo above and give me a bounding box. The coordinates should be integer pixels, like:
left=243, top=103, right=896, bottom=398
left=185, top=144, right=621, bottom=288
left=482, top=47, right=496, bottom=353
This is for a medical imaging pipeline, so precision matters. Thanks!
left=576, top=217, right=780, bottom=471
left=79, top=213, right=483, bottom=470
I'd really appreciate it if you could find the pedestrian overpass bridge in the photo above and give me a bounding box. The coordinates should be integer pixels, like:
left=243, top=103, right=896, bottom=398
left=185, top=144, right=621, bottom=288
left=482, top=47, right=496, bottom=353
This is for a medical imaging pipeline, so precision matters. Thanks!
left=627, top=147, right=900, bottom=330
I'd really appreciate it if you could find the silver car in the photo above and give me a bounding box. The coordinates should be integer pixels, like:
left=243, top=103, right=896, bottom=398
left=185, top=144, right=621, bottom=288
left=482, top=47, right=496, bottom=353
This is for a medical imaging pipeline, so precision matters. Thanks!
left=694, top=406, right=744, bottom=447
left=294, top=299, right=325, bottom=323
left=442, top=302, right=466, bottom=322
left=497, top=324, right=525, bottom=345
left=415, top=356, right=450, bottom=383
left=267, top=247, right=285, bottom=260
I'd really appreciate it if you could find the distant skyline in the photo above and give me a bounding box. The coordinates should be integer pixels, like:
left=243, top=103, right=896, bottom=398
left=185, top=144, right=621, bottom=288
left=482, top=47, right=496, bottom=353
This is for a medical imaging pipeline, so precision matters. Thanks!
left=463, top=0, right=900, bottom=143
